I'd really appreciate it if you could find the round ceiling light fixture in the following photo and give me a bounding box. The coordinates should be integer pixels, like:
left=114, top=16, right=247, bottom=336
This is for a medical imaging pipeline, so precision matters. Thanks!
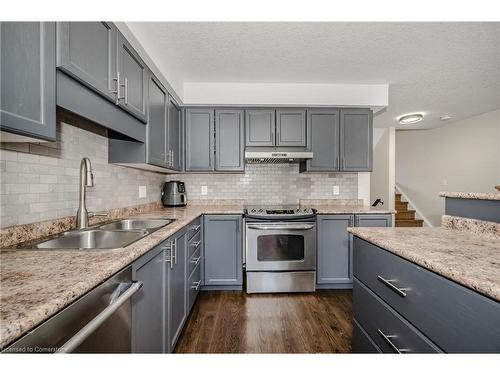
left=398, top=113, right=424, bottom=125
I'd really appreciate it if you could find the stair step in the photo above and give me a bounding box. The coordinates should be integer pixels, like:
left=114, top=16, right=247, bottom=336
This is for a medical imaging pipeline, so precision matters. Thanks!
left=395, top=219, right=424, bottom=227
left=395, top=193, right=402, bottom=203
left=395, top=201, right=408, bottom=210
left=396, top=210, right=416, bottom=220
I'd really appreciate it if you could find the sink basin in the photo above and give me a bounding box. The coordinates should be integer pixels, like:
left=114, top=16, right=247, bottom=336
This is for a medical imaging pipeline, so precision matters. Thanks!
left=34, top=229, right=149, bottom=250
left=96, top=218, right=174, bottom=231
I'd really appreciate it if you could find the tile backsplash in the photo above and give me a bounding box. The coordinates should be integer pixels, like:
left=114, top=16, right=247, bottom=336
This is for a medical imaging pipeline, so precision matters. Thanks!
left=0, top=113, right=165, bottom=228
left=169, top=164, right=358, bottom=206
left=1, top=112, right=360, bottom=228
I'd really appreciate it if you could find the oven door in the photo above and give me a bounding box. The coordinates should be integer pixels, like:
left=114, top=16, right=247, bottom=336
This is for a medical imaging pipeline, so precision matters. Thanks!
left=246, top=222, right=316, bottom=271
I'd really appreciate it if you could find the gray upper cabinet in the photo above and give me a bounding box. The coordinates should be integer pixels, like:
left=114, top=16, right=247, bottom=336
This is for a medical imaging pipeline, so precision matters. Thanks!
left=132, top=246, right=164, bottom=353
left=167, top=96, right=182, bottom=171
left=147, top=75, right=168, bottom=168
left=276, top=109, right=306, bottom=147
left=117, top=32, right=148, bottom=123
left=245, top=109, right=275, bottom=146
left=302, top=109, right=340, bottom=172
left=56, top=22, right=117, bottom=103
left=0, top=22, right=56, bottom=141
left=204, top=215, right=243, bottom=286
left=165, top=231, right=187, bottom=352
left=340, top=108, right=373, bottom=172
left=185, top=108, right=214, bottom=172
left=215, top=109, right=245, bottom=172
left=316, top=214, right=354, bottom=285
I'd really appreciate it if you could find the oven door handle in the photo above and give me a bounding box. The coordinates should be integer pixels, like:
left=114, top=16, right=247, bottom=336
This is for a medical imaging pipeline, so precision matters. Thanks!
left=247, top=224, right=315, bottom=230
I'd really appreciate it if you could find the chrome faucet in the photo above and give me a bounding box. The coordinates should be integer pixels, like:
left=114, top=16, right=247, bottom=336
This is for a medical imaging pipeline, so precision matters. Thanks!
left=76, top=157, right=94, bottom=229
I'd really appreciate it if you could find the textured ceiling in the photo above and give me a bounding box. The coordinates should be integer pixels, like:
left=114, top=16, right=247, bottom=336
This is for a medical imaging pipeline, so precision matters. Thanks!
left=126, top=22, right=500, bottom=128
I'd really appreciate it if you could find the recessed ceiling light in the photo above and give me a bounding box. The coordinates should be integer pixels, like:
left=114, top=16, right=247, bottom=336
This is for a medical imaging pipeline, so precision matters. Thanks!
left=398, top=113, right=424, bottom=125
left=440, top=114, right=452, bottom=121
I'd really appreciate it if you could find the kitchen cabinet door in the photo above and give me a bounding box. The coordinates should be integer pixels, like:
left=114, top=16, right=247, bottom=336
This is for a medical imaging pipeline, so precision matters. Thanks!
left=245, top=109, right=275, bottom=146
left=215, top=109, right=245, bottom=171
left=316, top=214, right=354, bottom=285
left=57, top=22, right=117, bottom=103
left=147, top=74, right=168, bottom=167
left=132, top=246, right=165, bottom=353
left=167, top=96, right=182, bottom=171
left=165, top=231, right=187, bottom=352
left=355, top=214, right=392, bottom=227
left=302, top=109, right=340, bottom=171
left=204, top=215, right=243, bottom=286
left=340, top=108, right=372, bottom=172
left=276, top=109, right=307, bottom=147
left=0, top=22, right=56, bottom=141
left=117, top=32, right=148, bottom=123
left=185, top=108, right=214, bottom=171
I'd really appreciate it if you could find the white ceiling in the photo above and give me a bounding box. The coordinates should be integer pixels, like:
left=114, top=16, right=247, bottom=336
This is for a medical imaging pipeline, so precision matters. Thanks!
left=126, top=22, right=500, bottom=129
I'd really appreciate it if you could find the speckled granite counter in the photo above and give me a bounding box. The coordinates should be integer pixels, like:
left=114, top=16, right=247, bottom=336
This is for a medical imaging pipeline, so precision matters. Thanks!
left=0, top=205, right=244, bottom=350
left=299, top=199, right=395, bottom=214
left=439, top=191, right=500, bottom=201
left=348, top=227, right=500, bottom=302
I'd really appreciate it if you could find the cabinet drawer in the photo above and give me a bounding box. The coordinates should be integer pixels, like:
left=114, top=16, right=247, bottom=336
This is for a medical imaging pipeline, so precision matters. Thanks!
left=187, top=262, right=202, bottom=313
left=187, top=218, right=202, bottom=240
left=353, top=237, right=500, bottom=353
left=352, top=319, right=381, bottom=353
left=188, top=246, right=202, bottom=279
left=188, top=231, right=201, bottom=258
left=354, top=278, right=440, bottom=353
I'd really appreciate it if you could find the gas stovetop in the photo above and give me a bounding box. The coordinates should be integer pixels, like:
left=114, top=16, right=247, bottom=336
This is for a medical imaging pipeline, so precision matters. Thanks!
left=245, top=206, right=316, bottom=220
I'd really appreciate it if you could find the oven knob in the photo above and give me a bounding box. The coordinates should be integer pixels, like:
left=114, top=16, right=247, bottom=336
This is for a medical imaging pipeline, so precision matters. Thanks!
left=258, top=209, right=264, bottom=213
left=250, top=209, right=256, bottom=213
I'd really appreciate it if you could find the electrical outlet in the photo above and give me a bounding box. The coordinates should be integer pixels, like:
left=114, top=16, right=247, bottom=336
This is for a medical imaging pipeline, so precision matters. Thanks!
left=201, top=185, right=208, bottom=196
left=333, top=185, right=340, bottom=195
left=138, top=186, right=147, bottom=198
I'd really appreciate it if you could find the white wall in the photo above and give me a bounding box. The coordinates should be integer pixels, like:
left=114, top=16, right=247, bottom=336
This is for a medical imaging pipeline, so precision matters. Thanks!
left=370, top=127, right=396, bottom=210
left=396, top=109, right=500, bottom=226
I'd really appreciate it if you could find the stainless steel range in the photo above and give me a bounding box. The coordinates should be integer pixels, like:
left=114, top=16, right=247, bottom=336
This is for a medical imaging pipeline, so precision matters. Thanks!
left=245, top=206, right=316, bottom=293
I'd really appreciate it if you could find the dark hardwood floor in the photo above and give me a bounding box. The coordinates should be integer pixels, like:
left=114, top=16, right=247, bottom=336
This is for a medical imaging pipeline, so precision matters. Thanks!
left=175, top=290, right=353, bottom=353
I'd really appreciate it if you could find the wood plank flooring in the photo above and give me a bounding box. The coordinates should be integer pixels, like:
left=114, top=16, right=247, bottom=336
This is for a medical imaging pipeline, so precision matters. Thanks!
left=175, top=290, right=353, bottom=353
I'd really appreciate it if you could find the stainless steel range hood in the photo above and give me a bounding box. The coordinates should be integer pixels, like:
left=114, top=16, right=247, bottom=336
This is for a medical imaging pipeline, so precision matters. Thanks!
left=245, top=147, right=313, bottom=164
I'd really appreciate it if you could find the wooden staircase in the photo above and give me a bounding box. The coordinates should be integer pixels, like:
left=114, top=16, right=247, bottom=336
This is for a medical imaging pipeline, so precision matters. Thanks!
left=395, top=193, right=424, bottom=227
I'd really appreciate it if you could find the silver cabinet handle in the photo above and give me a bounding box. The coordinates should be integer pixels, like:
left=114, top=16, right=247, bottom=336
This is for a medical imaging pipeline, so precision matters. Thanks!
left=190, top=256, right=201, bottom=266
left=247, top=224, right=314, bottom=231
left=173, top=240, right=177, bottom=265
left=170, top=150, right=174, bottom=167
left=56, top=281, right=142, bottom=353
left=112, top=72, right=120, bottom=104
left=190, top=241, right=201, bottom=247
left=191, top=225, right=201, bottom=231
left=377, top=275, right=408, bottom=297
left=120, top=77, right=128, bottom=105
left=191, top=280, right=201, bottom=290
left=377, top=329, right=410, bottom=354
left=161, top=243, right=174, bottom=269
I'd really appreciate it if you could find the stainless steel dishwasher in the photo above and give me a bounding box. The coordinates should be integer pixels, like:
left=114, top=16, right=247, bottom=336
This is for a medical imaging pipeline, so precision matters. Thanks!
left=4, top=266, right=142, bottom=353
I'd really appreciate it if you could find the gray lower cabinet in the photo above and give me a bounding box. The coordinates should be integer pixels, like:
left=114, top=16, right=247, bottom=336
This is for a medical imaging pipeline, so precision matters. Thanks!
left=340, top=108, right=373, bottom=172
left=276, top=109, right=306, bottom=147
left=203, top=215, right=243, bottom=287
left=300, top=109, right=340, bottom=172
left=132, top=245, right=164, bottom=353
left=245, top=109, right=275, bottom=146
left=168, top=96, right=182, bottom=171
left=316, top=213, right=391, bottom=288
left=56, top=22, right=117, bottom=104
left=165, top=230, right=187, bottom=352
left=0, top=22, right=56, bottom=142
left=215, top=109, right=245, bottom=171
left=316, top=214, right=354, bottom=286
left=116, top=32, right=148, bottom=123
left=185, top=108, right=215, bottom=171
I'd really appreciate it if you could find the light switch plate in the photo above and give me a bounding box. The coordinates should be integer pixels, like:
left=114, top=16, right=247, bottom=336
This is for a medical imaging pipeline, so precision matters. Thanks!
left=201, top=185, right=208, bottom=195
left=333, top=185, right=340, bottom=195
left=139, top=186, right=147, bottom=198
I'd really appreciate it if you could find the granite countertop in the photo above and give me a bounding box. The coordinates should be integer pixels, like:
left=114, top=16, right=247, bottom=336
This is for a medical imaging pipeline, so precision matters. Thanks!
left=0, top=205, right=244, bottom=350
left=348, top=227, right=500, bottom=302
left=312, top=205, right=394, bottom=214
left=439, top=191, right=500, bottom=201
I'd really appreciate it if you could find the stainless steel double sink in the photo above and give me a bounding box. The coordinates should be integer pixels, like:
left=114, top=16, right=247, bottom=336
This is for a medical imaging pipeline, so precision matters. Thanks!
left=33, top=218, right=174, bottom=250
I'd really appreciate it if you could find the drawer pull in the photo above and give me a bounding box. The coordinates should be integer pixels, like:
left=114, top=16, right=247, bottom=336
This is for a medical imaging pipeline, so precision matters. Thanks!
left=377, top=275, right=408, bottom=297
left=191, top=225, right=201, bottom=231
left=377, top=329, right=410, bottom=354
left=191, top=280, right=201, bottom=290
left=190, top=256, right=201, bottom=266
left=190, top=241, right=201, bottom=247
